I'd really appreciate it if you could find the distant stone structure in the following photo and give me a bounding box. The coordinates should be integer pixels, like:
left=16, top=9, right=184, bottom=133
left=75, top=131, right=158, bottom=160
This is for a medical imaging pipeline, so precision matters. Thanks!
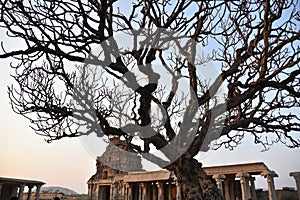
left=256, top=187, right=299, bottom=200
left=0, top=177, right=44, bottom=200
left=276, top=187, right=298, bottom=200
left=290, top=172, right=300, bottom=200
left=95, top=137, right=144, bottom=173
left=87, top=139, right=296, bottom=200
left=205, top=163, right=278, bottom=200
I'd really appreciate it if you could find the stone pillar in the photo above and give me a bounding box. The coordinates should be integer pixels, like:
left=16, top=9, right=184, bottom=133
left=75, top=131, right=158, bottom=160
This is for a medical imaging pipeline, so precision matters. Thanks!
left=18, top=184, right=25, bottom=200
left=246, top=177, right=252, bottom=199
left=87, top=184, right=92, bottom=200
left=175, top=179, right=181, bottom=200
left=27, top=186, right=33, bottom=200
left=157, top=182, right=164, bottom=200
left=213, top=174, right=226, bottom=194
left=35, top=185, right=42, bottom=200
left=0, top=183, right=3, bottom=197
left=124, top=184, right=127, bottom=200
left=139, top=183, right=142, bottom=200
left=261, top=170, right=278, bottom=200
left=124, top=184, right=128, bottom=200
left=11, top=185, right=18, bottom=197
left=113, top=180, right=119, bottom=200
left=290, top=172, right=300, bottom=200
left=141, top=183, right=147, bottom=200
left=236, top=172, right=250, bottom=200
left=223, top=179, right=231, bottom=200
left=128, top=183, right=133, bottom=200
left=250, top=177, right=257, bottom=200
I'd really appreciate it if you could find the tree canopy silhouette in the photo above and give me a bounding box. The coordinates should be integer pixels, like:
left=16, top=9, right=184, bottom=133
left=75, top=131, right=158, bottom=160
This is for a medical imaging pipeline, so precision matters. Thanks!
left=0, top=0, right=299, bottom=199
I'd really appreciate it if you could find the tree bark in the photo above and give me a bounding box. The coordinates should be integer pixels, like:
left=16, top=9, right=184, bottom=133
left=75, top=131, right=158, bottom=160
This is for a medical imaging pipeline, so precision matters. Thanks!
left=173, top=158, right=224, bottom=200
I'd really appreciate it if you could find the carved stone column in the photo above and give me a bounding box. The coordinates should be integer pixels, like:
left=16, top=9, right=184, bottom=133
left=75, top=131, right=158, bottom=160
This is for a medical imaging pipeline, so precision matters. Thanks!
left=213, top=174, right=226, bottom=194
left=139, top=183, right=142, bottom=200
left=236, top=172, right=250, bottom=200
left=157, top=182, right=164, bottom=200
left=175, top=179, right=181, bottom=200
left=27, top=186, right=33, bottom=200
left=261, top=170, right=278, bottom=200
left=127, top=183, right=133, bottom=200
left=0, top=183, right=3, bottom=197
left=35, top=185, right=42, bottom=200
left=113, top=180, right=119, bottom=200
left=141, top=183, right=147, bottom=200
left=11, top=185, right=18, bottom=197
left=290, top=172, right=300, bottom=200
left=250, top=177, right=257, bottom=200
left=124, top=184, right=127, bottom=200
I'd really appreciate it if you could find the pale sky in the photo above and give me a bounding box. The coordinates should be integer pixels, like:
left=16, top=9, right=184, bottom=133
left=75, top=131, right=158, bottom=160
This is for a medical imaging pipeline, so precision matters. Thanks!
left=1, top=1, right=300, bottom=194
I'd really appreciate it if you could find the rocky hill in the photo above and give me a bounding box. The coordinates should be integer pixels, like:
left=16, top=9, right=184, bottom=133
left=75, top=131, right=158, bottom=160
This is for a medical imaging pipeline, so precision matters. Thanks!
left=38, top=186, right=79, bottom=195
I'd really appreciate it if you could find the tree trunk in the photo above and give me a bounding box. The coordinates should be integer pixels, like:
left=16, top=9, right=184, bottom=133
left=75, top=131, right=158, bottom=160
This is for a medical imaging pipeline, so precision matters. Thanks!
left=173, top=158, right=224, bottom=200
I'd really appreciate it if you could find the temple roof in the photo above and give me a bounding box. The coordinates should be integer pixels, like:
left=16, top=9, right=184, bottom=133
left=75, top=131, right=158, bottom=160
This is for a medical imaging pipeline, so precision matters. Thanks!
left=203, top=162, right=270, bottom=176
left=97, top=137, right=144, bottom=172
left=0, top=177, right=45, bottom=186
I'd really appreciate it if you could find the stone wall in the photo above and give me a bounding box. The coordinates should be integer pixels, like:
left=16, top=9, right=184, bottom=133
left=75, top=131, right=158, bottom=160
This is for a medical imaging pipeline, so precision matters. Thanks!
left=23, top=192, right=88, bottom=200
left=256, top=188, right=299, bottom=200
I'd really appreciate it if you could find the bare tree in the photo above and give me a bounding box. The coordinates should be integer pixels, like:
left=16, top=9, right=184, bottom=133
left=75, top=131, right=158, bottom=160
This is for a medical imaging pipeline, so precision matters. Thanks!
left=1, top=0, right=300, bottom=199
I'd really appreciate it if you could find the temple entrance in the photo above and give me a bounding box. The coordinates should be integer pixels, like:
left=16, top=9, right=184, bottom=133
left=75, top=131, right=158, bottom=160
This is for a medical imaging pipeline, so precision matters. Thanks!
left=98, top=186, right=110, bottom=200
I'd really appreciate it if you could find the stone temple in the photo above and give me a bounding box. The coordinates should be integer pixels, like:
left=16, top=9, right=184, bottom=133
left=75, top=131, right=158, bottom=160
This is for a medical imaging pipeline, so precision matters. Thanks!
left=87, top=138, right=300, bottom=200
